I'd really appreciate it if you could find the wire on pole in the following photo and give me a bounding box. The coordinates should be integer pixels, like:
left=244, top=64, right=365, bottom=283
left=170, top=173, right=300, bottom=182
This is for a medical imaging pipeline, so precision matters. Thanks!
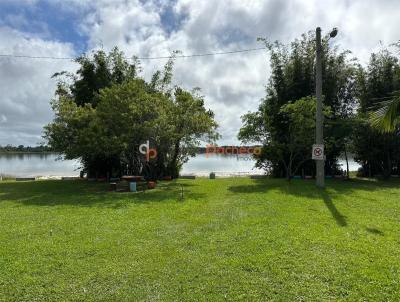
left=0, top=47, right=267, bottom=62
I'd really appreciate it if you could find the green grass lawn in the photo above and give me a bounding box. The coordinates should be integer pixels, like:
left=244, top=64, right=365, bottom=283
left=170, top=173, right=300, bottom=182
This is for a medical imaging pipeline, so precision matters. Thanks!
left=1, top=178, right=400, bottom=301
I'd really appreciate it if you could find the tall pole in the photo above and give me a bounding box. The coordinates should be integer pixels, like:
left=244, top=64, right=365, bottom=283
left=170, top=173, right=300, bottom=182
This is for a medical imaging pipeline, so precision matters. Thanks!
left=315, top=27, right=325, bottom=188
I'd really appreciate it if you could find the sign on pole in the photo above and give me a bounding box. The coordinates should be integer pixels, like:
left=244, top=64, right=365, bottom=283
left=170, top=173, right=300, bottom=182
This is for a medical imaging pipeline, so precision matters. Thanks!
left=312, top=144, right=324, bottom=160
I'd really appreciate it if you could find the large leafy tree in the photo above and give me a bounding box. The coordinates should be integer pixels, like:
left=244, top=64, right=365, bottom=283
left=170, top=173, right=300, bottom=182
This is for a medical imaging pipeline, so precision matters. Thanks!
left=371, top=42, right=400, bottom=132
left=259, top=97, right=330, bottom=179
left=47, top=47, right=141, bottom=177
left=239, top=32, right=357, bottom=177
left=45, top=48, right=218, bottom=179
left=353, top=50, right=400, bottom=178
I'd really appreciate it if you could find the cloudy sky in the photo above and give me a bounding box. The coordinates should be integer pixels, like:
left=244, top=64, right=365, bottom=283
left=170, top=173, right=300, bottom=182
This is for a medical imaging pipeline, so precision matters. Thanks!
left=0, top=0, right=399, bottom=146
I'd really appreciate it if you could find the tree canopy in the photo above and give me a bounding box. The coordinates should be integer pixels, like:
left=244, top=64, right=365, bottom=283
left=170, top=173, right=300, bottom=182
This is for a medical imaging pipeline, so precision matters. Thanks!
left=239, top=32, right=400, bottom=179
left=353, top=49, right=400, bottom=178
left=45, top=34, right=400, bottom=180
left=45, top=48, right=218, bottom=179
left=239, top=32, right=358, bottom=178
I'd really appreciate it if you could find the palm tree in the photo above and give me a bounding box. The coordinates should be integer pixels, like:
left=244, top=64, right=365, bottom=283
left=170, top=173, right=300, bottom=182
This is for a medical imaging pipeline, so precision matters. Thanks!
left=371, top=90, right=400, bottom=132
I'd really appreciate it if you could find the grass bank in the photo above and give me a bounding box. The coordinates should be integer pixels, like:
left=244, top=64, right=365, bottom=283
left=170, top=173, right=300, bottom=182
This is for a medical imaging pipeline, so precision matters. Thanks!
left=1, top=178, right=399, bottom=301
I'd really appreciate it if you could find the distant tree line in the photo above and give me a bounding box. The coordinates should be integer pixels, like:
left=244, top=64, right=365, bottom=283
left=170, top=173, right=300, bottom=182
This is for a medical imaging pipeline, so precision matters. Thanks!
left=0, top=145, right=52, bottom=153
left=239, top=32, right=400, bottom=179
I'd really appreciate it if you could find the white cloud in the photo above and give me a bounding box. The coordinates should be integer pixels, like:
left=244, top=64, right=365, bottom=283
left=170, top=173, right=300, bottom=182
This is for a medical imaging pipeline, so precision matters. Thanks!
left=75, top=0, right=272, bottom=144
left=0, top=26, right=76, bottom=145
left=0, top=0, right=399, bottom=145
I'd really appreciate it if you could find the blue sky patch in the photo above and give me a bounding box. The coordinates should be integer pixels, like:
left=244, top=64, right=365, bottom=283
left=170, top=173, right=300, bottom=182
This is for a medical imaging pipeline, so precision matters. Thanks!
left=0, top=1, right=90, bottom=54
left=159, top=2, right=188, bottom=35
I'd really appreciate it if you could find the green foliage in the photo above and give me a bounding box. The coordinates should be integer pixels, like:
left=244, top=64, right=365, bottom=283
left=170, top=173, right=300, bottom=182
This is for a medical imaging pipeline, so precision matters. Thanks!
left=45, top=48, right=218, bottom=179
left=44, top=98, right=96, bottom=159
left=371, top=91, right=400, bottom=132
left=260, top=97, right=330, bottom=179
left=240, top=32, right=357, bottom=177
left=371, top=42, right=400, bottom=133
left=68, top=47, right=140, bottom=107
left=353, top=49, right=400, bottom=178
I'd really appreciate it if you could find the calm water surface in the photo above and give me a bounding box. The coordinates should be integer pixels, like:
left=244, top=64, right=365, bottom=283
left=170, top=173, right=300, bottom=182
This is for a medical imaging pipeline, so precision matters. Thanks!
left=0, top=153, right=360, bottom=177
left=0, top=153, right=80, bottom=177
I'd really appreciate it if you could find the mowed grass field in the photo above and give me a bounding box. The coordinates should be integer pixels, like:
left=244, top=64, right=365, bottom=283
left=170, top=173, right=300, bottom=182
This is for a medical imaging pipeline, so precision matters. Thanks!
left=1, top=177, right=400, bottom=301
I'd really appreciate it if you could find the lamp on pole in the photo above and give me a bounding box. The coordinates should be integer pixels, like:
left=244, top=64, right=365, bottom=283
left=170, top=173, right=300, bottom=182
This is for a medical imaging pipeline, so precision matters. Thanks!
left=315, top=27, right=338, bottom=188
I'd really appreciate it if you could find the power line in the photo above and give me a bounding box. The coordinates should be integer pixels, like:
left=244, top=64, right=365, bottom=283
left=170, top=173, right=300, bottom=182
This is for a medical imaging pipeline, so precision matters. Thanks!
left=0, top=47, right=267, bottom=61
left=139, top=47, right=267, bottom=60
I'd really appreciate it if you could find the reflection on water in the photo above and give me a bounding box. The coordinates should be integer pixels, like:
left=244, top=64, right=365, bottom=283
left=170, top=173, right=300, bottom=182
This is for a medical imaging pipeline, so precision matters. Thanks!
left=181, top=153, right=264, bottom=176
left=0, top=153, right=80, bottom=177
left=181, top=154, right=361, bottom=176
left=337, top=158, right=361, bottom=173
left=0, top=152, right=360, bottom=177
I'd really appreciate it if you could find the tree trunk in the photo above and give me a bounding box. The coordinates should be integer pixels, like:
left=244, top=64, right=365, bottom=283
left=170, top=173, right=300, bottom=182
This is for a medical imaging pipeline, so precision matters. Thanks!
left=287, top=160, right=292, bottom=181
left=383, top=154, right=392, bottom=180
left=169, top=139, right=181, bottom=178
left=368, top=162, right=372, bottom=178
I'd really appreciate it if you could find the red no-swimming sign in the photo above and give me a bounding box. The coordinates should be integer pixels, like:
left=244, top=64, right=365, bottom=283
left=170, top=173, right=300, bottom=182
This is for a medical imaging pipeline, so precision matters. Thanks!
left=312, top=144, right=324, bottom=160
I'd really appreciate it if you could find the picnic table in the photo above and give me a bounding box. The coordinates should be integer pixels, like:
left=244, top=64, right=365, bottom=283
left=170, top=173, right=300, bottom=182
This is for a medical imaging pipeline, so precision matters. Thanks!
left=121, top=175, right=144, bottom=182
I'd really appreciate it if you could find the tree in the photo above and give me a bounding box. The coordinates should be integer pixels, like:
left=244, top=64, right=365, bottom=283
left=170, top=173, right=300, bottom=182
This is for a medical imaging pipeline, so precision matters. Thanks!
left=277, top=97, right=330, bottom=179
left=239, top=32, right=357, bottom=177
left=45, top=48, right=218, bottom=179
left=165, top=88, right=219, bottom=178
left=241, top=97, right=329, bottom=179
left=353, top=49, right=400, bottom=178
left=370, top=42, right=400, bottom=133
left=49, top=47, right=141, bottom=177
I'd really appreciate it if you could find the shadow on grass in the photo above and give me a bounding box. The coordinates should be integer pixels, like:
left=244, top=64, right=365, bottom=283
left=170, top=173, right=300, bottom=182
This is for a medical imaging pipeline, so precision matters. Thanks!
left=366, top=227, right=384, bottom=236
left=228, top=178, right=400, bottom=227
left=0, top=180, right=204, bottom=208
left=229, top=179, right=352, bottom=225
left=228, top=177, right=400, bottom=195
left=321, top=190, right=347, bottom=227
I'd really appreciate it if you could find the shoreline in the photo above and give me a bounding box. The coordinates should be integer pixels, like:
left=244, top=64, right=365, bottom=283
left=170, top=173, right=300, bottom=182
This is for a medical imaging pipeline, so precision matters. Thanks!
left=1, top=171, right=267, bottom=180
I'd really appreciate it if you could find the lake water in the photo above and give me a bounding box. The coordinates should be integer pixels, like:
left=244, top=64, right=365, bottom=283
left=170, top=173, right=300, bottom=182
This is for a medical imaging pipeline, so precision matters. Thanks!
left=0, top=153, right=360, bottom=177
left=0, top=153, right=81, bottom=177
